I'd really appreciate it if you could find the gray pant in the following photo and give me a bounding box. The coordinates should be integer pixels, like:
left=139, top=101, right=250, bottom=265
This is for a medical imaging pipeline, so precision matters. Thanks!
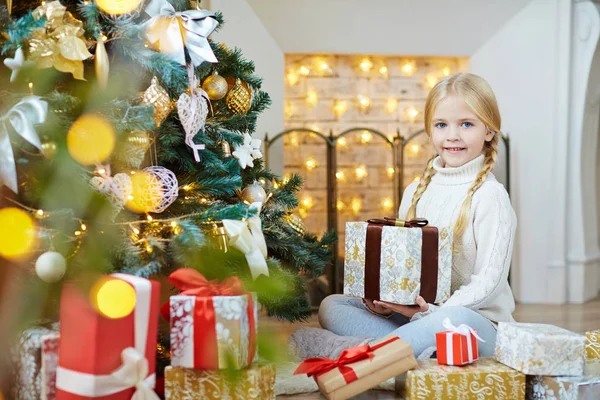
left=318, top=295, right=498, bottom=358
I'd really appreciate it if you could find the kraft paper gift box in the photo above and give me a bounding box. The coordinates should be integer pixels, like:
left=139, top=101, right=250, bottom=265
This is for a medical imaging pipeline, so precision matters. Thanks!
left=397, top=357, right=526, bottom=400
left=55, top=274, right=160, bottom=400
left=344, top=218, right=452, bottom=305
left=495, top=322, right=585, bottom=376
left=165, top=268, right=257, bottom=370
left=528, top=375, right=600, bottom=400
left=585, top=330, right=600, bottom=376
left=164, top=363, right=276, bottom=400
left=435, top=318, right=483, bottom=366
left=295, top=336, right=417, bottom=400
left=11, top=325, right=60, bottom=400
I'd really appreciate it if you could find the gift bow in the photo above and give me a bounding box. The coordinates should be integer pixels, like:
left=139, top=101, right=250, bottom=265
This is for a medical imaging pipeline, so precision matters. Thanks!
left=442, top=317, right=485, bottom=343
left=160, top=268, right=246, bottom=321
left=294, top=337, right=399, bottom=384
left=222, top=202, right=269, bottom=280
left=112, top=348, right=159, bottom=400
left=145, top=0, right=219, bottom=67
left=0, top=96, right=48, bottom=193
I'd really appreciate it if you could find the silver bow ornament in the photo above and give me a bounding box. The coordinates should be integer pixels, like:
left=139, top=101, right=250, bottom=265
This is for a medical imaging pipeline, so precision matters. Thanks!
left=145, top=0, right=219, bottom=67
left=222, top=202, right=269, bottom=280
left=0, top=96, right=48, bottom=193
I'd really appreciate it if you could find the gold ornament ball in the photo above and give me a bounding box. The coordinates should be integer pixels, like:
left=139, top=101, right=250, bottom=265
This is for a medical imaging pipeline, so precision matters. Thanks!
left=241, top=182, right=267, bottom=204
left=286, top=213, right=305, bottom=236
left=127, top=130, right=151, bottom=150
left=226, top=78, right=252, bottom=114
left=202, top=72, right=228, bottom=101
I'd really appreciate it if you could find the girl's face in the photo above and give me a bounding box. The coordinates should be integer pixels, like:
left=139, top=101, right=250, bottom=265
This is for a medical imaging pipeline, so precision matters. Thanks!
left=430, top=95, right=495, bottom=168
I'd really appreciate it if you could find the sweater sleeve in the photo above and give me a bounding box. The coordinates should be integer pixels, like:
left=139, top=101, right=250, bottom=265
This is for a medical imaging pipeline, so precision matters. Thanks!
left=441, top=183, right=517, bottom=311
left=398, top=181, right=419, bottom=219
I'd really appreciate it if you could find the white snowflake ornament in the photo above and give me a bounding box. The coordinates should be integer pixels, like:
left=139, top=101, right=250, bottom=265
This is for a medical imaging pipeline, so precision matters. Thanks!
left=4, top=48, right=31, bottom=82
left=232, top=133, right=262, bottom=169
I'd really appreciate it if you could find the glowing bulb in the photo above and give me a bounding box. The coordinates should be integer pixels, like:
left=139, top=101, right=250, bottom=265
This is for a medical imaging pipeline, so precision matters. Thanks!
left=283, top=174, right=291, bottom=184
left=425, top=73, right=439, bottom=89
left=351, top=198, right=362, bottom=215
left=360, top=131, right=373, bottom=144
left=400, top=60, right=416, bottom=76
left=92, top=278, right=136, bottom=319
left=301, top=196, right=314, bottom=209
left=97, top=168, right=107, bottom=175
left=287, top=70, right=300, bottom=86
left=37, top=209, right=44, bottom=217
left=285, top=101, right=295, bottom=118
left=336, top=200, right=345, bottom=210
left=183, top=184, right=191, bottom=191
left=357, top=95, right=371, bottom=113
left=146, top=215, right=153, bottom=221
left=28, top=82, right=33, bottom=93
left=298, top=65, right=310, bottom=76
left=406, top=106, right=419, bottom=123
left=355, top=165, right=368, bottom=180
left=337, top=137, right=347, bottom=147
left=413, top=174, right=421, bottom=182
left=385, top=98, right=398, bottom=115
left=101, top=34, right=108, bottom=42
left=332, top=99, right=348, bottom=118
left=359, top=58, right=373, bottom=72
left=382, top=198, right=393, bottom=211
left=442, top=66, right=451, bottom=77
left=318, top=60, right=330, bottom=72
left=0, top=208, right=36, bottom=260
left=95, top=0, right=143, bottom=15
left=387, top=166, right=395, bottom=179
left=336, top=171, right=346, bottom=181
left=379, top=66, right=388, bottom=75
left=298, top=208, right=308, bottom=218
left=305, top=157, right=318, bottom=171
left=290, top=134, right=299, bottom=147
left=74, top=230, right=82, bottom=236
left=132, top=227, right=140, bottom=235
left=410, top=144, right=421, bottom=155
left=80, top=223, right=87, bottom=231
left=67, top=114, right=116, bottom=165
left=306, top=89, right=319, bottom=108
left=201, top=198, right=208, bottom=203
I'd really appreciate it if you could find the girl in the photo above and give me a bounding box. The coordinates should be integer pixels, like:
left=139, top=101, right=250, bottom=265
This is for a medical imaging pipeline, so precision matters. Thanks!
left=290, top=73, right=517, bottom=360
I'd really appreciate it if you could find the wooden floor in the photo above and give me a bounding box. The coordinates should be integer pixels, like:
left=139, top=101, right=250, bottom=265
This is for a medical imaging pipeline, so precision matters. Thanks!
left=263, top=297, right=600, bottom=399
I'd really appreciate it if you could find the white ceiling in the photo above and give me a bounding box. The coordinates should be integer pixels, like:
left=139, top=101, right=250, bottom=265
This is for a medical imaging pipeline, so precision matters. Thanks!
left=246, top=0, right=534, bottom=56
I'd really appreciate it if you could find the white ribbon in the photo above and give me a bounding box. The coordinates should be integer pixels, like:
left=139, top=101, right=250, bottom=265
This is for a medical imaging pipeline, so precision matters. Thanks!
left=222, top=202, right=269, bottom=280
left=145, top=0, right=219, bottom=67
left=442, top=317, right=485, bottom=364
left=56, top=274, right=159, bottom=399
left=0, top=96, right=47, bottom=193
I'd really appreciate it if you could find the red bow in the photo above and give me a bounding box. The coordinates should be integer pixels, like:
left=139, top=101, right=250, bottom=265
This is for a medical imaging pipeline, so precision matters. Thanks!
left=161, top=268, right=245, bottom=321
left=294, top=337, right=399, bottom=384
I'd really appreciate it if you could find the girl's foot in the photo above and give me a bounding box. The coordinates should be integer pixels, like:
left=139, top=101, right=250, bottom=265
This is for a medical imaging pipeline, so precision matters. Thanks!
left=288, top=327, right=373, bottom=360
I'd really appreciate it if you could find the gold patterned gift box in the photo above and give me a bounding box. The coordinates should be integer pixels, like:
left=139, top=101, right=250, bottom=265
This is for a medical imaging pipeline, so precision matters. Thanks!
left=343, top=218, right=452, bottom=305
left=495, top=322, right=586, bottom=376
left=164, top=363, right=276, bottom=400
left=396, top=357, right=526, bottom=400
left=585, top=330, right=600, bottom=376
left=527, top=375, right=600, bottom=400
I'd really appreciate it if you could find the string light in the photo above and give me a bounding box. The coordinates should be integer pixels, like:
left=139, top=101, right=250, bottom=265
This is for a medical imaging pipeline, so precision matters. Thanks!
left=409, top=144, right=421, bottom=155
left=336, top=200, right=345, bottom=210
left=337, top=137, right=347, bottom=147
left=413, top=174, right=421, bottom=182
left=317, top=59, right=331, bottom=73
left=400, top=60, right=416, bottom=76
left=355, top=165, right=368, bottom=180
left=357, top=95, right=371, bottom=113
left=285, top=101, right=295, bottom=118
left=305, top=157, right=318, bottom=171
left=382, top=198, right=393, bottom=211
left=306, top=89, right=319, bottom=108
left=286, top=69, right=300, bottom=86
left=146, top=215, right=153, bottom=221
left=80, top=223, right=87, bottom=231
left=385, top=98, right=398, bottom=115
left=379, top=66, right=388, bottom=77
left=132, top=227, right=140, bottom=235
left=442, top=66, right=451, bottom=77
left=335, top=171, right=346, bottom=181
left=298, top=65, right=310, bottom=76
left=28, top=82, right=33, bottom=94
left=351, top=198, right=362, bottom=214
left=387, top=166, right=395, bottom=179
left=37, top=209, right=44, bottom=217
left=406, top=106, right=419, bottom=123
left=425, top=73, right=439, bottom=89
left=301, top=195, right=314, bottom=209
left=359, top=131, right=373, bottom=144
left=359, top=58, right=373, bottom=72
left=289, top=132, right=299, bottom=147
left=332, top=99, right=348, bottom=118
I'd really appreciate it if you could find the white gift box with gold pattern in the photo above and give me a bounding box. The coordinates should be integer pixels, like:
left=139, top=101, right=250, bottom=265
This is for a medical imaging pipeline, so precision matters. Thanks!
left=495, top=322, right=585, bottom=376
left=344, top=220, right=452, bottom=305
left=527, top=375, right=600, bottom=400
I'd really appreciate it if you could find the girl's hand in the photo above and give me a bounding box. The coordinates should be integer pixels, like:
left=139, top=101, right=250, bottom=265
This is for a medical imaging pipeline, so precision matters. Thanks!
left=363, top=298, right=393, bottom=316
left=373, top=296, right=429, bottom=319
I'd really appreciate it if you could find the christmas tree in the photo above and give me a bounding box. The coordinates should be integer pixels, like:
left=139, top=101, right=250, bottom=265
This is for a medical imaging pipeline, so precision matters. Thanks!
left=0, top=0, right=334, bottom=371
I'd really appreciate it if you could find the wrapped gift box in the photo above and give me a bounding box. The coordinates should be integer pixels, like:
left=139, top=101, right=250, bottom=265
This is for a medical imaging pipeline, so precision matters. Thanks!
left=495, top=322, right=585, bottom=376
left=397, top=357, right=525, bottom=400
left=295, top=336, right=417, bottom=400
left=343, top=218, right=452, bottom=305
left=435, top=319, right=481, bottom=366
left=528, top=375, right=600, bottom=400
left=56, top=274, right=160, bottom=400
left=11, top=325, right=59, bottom=400
left=585, top=330, right=600, bottom=376
left=166, top=269, right=257, bottom=370
left=164, top=363, right=276, bottom=400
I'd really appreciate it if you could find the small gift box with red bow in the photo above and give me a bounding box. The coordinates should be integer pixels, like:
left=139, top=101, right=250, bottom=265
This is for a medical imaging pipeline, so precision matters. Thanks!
left=163, top=268, right=257, bottom=370
left=294, top=336, right=417, bottom=400
left=435, top=318, right=484, bottom=366
left=56, top=274, right=161, bottom=400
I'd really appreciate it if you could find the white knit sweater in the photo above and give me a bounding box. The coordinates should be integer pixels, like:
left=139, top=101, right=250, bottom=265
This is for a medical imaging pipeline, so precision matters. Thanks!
left=398, top=154, right=517, bottom=324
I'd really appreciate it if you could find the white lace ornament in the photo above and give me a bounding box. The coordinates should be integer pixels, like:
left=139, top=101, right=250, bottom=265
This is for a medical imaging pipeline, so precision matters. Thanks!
left=90, top=165, right=133, bottom=216
left=143, top=166, right=178, bottom=213
left=177, top=89, right=209, bottom=162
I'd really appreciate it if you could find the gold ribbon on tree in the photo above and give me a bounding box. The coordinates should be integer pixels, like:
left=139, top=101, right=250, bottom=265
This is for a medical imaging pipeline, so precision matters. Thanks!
left=144, top=0, right=219, bottom=67
left=28, top=1, right=92, bottom=80
left=0, top=96, right=48, bottom=193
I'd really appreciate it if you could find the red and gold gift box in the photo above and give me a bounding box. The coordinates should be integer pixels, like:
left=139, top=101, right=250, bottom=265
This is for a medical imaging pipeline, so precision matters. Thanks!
left=436, top=318, right=482, bottom=366
left=164, top=268, right=257, bottom=370
left=164, top=363, right=276, bottom=400
left=344, top=218, right=452, bottom=305
left=295, top=336, right=417, bottom=400
left=56, top=274, right=160, bottom=400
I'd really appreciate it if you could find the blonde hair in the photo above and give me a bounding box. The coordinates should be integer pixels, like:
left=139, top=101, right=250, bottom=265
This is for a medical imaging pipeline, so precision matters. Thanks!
left=406, top=73, right=501, bottom=250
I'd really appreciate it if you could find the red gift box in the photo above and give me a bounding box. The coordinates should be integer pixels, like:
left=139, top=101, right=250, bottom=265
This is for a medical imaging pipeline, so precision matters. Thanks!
left=435, top=318, right=484, bottom=366
left=55, top=273, right=160, bottom=399
left=162, top=268, right=257, bottom=370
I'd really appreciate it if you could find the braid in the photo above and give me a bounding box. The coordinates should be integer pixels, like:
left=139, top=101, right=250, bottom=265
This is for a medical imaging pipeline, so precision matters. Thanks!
left=406, top=154, right=437, bottom=220
left=452, top=133, right=500, bottom=252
